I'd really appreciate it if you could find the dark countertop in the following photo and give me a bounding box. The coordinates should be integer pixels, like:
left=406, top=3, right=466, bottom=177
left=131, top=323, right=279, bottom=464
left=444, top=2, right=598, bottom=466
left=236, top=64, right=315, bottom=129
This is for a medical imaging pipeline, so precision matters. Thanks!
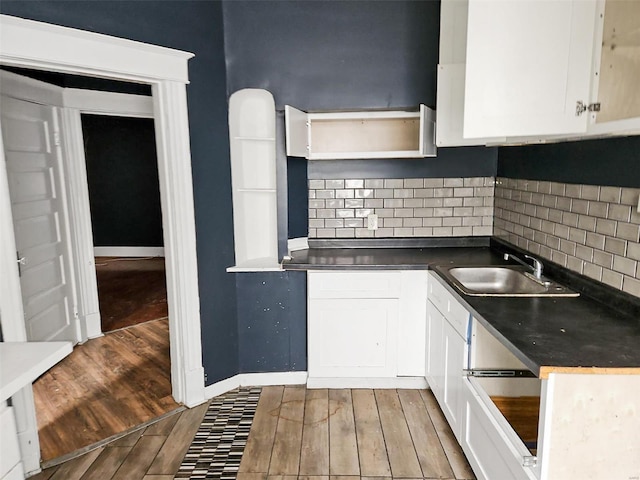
left=283, top=242, right=640, bottom=376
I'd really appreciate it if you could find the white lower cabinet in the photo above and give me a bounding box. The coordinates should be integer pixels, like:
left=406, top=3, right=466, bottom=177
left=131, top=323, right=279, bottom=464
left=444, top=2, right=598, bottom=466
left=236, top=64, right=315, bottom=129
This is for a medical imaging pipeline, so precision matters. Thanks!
left=308, top=297, right=399, bottom=377
left=425, top=272, right=469, bottom=442
left=307, top=270, right=427, bottom=385
left=462, top=377, right=538, bottom=480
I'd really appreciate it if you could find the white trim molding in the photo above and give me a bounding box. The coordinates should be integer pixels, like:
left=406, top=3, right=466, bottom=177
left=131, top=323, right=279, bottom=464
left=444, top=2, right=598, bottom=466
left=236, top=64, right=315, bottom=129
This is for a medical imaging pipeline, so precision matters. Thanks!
left=63, top=89, right=154, bottom=118
left=93, top=247, right=165, bottom=258
left=0, top=15, right=193, bottom=83
left=0, top=14, right=204, bottom=474
left=204, top=372, right=309, bottom=399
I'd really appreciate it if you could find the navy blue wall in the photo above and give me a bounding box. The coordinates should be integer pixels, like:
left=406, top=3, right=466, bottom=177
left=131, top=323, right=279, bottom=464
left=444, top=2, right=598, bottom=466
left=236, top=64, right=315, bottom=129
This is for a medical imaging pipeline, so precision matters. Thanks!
left=82, top=115, right=163, bottom=247
left=1, top=1, right=238, bottom=383
left=222, top=0, right=497, bottom=232
left=498, top=136, right=640, bottom=188
left=236, top=271, right=307, bottom=373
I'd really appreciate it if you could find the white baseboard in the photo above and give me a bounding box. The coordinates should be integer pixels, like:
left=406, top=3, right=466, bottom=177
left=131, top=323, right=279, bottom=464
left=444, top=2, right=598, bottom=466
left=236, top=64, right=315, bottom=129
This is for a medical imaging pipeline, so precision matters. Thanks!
left=93, top=247, right=164, bottom=257
left=306, top=376, right=428, bottom=389
left=204, top=371, right=308, bottom=399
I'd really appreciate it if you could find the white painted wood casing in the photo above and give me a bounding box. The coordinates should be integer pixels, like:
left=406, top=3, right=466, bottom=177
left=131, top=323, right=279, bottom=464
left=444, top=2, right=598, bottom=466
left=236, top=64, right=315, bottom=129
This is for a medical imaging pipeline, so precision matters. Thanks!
left=0, top=14, right=203, bottom=475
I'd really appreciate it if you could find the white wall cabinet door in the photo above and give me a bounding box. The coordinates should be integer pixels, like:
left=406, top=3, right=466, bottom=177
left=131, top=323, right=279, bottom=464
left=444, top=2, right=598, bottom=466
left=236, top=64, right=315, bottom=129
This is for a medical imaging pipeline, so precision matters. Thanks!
left=464, top=0, right=597, bottom=138
left=308, top=297, right=399, bottom=378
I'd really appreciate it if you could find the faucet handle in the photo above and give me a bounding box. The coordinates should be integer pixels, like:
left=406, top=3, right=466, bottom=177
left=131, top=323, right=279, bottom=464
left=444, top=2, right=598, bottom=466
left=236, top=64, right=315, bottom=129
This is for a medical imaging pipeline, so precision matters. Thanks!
left=524, top=255, right=544, bottom=278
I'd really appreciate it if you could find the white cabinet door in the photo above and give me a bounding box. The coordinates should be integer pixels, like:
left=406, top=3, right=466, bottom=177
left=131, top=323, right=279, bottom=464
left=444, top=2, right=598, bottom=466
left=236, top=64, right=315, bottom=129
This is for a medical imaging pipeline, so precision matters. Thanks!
left=1, top=96, right=77, bottom=342
left=397, top=270, right=427, bottom=376
left=441, top=319, right=465, bottom=442
left=308, top=298, right=399, bottom=378
left=464, top=0, right=597, bottom=138
left=462, top=379, right=538, bottom=480
left=284, top=105, right=309, bottom=158
left=425, top=301, right=445, bottom=401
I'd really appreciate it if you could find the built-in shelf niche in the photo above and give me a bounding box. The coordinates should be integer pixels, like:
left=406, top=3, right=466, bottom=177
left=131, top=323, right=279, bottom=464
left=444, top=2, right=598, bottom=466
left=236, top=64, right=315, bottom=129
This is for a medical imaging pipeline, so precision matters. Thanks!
left=228, top=89, right=278, bottom=270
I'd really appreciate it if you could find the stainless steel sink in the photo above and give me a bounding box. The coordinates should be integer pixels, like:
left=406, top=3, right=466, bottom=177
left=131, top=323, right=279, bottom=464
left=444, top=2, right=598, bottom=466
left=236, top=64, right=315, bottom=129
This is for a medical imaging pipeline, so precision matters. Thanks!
left=435, top=265, right=579, bottom=297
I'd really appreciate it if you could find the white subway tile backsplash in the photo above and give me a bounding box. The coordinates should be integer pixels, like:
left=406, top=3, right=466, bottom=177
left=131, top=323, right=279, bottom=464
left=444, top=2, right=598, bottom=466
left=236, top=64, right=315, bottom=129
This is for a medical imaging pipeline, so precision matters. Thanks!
left=325, top=219, right=344, bottom=228
left=404, top=199, right=424, bottom=208
left=495, top=177, right=640, bottom=299
left=599, top=186, right=621, bottom=203
left=316, top=190, right=335, bottom=199
left=628, top=242, right=640, bottom=261
left=355, top=189, right=374, bottom=198
left=444, top=178, right=464, bottom=187
left=344, top=199, right=364, bottom=208
left=423, top=178, right=444, bottom=187
left=309, top=177, right=495, bottom=240
left=617, top=222, right=640, bottom=242
left=325, top=179, right=344, bottom=189
left=345, top=179, right=364, bottom=189
left=384, top=179, right=404, bottom=188
left=336, top=189, right=355, bottom=199
left=404, top=178, right=424, bottom=188
left=364, top=179, right=384, bottom=188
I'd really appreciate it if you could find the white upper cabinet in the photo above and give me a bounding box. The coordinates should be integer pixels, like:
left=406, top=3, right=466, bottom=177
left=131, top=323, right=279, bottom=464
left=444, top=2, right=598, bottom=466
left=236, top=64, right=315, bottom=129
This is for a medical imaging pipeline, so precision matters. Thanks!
left=285, top=105, right=436, bottom=159
left=437, top=0, right=640, bottom=146
left=464, top=0, right=597, bottom=138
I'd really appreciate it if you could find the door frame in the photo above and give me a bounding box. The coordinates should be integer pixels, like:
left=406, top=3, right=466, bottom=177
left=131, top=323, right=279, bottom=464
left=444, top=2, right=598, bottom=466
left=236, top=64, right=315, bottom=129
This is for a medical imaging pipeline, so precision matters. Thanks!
left=0, top=13, right=205, bottom=473
left=61, top=86, right=158, bottom=342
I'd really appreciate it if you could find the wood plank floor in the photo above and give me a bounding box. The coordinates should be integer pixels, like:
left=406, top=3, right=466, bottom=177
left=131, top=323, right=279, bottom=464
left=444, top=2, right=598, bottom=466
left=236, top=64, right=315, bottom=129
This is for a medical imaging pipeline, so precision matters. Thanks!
left=33, top=318, right=180, bottom=462
left=31, top=386, right=476, bottom=480
left=95, top=257, right=168, bottom=332
left=29, top=402, right=209, bottom=480
left=239, top=386, right=476, bottom=480
left=33, top=386, right=475, bottom=480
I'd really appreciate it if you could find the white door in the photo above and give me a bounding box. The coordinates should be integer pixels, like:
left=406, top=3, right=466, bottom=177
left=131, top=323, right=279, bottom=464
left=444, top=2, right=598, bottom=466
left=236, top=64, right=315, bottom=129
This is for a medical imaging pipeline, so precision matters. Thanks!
left=1, top=95, right=78, bottom=342
left=464, top=0, right=597, bottom=138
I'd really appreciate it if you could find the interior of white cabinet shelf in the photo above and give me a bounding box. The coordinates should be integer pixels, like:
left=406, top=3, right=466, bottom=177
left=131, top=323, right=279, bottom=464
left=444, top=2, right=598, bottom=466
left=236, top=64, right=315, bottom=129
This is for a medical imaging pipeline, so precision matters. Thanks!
left=286, top=104, right=436, bottom=158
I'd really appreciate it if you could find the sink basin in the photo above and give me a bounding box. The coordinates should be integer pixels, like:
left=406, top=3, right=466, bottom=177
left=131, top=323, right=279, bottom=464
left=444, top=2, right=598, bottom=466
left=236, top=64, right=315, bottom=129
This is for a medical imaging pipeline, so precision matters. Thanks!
left=435, top=265, right=579, bottom=297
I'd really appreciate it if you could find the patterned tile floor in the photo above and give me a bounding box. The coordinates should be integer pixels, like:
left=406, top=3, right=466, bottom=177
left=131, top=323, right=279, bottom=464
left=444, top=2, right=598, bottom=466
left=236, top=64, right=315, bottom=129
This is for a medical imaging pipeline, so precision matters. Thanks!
left=175, top=387, right=262, bottom=479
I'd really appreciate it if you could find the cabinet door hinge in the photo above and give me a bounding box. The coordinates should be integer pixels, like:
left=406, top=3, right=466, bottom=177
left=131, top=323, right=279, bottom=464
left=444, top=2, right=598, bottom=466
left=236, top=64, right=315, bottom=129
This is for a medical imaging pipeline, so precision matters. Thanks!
left=522, top=456, right=538, bottom=468
left=53, top=131, right=61, bottom=146
left=575, top=101, right=601, bottom=116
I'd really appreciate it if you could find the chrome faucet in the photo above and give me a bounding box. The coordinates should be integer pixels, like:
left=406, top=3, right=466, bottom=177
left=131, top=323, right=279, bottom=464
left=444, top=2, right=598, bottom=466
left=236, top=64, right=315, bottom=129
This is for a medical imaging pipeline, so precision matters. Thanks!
left=503, top=252, right=544, bottom=280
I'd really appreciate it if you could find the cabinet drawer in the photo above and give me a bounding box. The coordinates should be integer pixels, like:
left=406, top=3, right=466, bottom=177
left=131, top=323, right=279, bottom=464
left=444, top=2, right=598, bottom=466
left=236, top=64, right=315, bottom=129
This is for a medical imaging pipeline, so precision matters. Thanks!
left=308, top=271, right=401, bottom=299
left=462, top=378, right=538, bottom=480
left=428, top=272, right=469, bottom=339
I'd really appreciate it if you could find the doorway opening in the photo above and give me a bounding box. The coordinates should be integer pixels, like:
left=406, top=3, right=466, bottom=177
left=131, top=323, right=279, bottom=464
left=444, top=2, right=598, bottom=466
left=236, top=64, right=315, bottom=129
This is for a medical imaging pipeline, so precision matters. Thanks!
left=1, top=17, right=204, bottom=475
left=1, top=67, right=181, bottom=462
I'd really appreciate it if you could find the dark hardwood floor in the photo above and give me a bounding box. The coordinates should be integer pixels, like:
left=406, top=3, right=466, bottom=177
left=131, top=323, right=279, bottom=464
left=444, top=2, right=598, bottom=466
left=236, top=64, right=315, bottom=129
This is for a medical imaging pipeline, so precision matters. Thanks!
left=95, top=257, right=168, bottom=332
left=33, top=318, right=180, bottom=462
